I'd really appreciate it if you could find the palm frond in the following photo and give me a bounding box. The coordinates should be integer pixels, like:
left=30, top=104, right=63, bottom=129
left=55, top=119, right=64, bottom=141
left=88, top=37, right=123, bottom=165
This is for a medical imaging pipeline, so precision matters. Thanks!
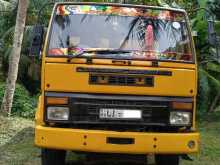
left=0, top=26, right=15, bottom=41
left=200, top=67, right=220, bottom=89
left=0, top=0, right=11, bottom=10
left=157, top=0, right=170, bottom=8
left=119, top=17, right=140, bottom=48
left=197, top=66, right=211, bottom=113
left=0, top=0, right=17, bottom=13
left=207, top=62, right=220, bottom=73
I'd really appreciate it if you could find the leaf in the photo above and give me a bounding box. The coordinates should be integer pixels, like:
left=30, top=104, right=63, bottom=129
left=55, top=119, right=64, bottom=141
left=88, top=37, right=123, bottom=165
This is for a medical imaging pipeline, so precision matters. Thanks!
left=199, top=67, right=211, bottom=96
left=171, top=2, right=181, bottom=9
left=198, top=0, right=208, bottom=7
left=157, top=0, right=170, bottom=7
left=0, top=0, right=16, bottom=13
left=200, top=68, right=220, bottom=89
left=0, top=26, right=14, bottom=41
left=207, top=62, right=220, bottom=73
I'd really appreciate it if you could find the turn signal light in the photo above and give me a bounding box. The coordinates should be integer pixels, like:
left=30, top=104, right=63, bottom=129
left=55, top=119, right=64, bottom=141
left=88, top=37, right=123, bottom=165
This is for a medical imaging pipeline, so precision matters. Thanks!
left=47, top=97, right=68, bottom=105
left=172, top=102, right=193, bottom=110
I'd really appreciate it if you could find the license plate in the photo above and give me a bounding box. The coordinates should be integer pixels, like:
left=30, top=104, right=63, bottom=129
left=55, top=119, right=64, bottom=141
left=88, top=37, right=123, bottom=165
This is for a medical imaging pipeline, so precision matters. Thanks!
left=99, top=108, right=142, bottom=119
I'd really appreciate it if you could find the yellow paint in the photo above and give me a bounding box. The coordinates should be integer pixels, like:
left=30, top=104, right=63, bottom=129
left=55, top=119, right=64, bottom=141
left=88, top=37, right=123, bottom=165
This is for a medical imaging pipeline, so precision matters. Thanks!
left=35, top=125, right=199, bottom=154
left=45, top=57, right=196, bottom=69
left=35, top=2, right=200, bottom=155
left=44, top=63, right=196, bottom=97
left=35, top=95, right=44, bottom=126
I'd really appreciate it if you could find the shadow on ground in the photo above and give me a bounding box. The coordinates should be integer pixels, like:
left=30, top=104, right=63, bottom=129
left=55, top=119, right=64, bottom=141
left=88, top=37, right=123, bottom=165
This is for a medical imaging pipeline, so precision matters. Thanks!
left=67, top=162, right=147, bottom=165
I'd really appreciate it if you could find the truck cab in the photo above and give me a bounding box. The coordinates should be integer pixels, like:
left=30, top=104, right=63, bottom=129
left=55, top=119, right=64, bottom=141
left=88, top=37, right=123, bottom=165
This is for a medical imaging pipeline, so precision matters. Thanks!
left=34, top=2, right=199, bottom=165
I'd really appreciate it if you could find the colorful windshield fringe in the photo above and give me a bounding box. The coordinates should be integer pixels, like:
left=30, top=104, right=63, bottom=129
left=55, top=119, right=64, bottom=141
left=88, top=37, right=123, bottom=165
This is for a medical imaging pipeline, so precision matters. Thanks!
left=56, top=5, right=184, bottom=21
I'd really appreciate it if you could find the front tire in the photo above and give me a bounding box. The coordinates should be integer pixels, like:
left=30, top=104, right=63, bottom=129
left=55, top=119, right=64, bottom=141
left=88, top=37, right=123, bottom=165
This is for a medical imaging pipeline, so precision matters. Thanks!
left=41, top=148, right=66, bottom=165
left=155, top=154, right=179, bottom=165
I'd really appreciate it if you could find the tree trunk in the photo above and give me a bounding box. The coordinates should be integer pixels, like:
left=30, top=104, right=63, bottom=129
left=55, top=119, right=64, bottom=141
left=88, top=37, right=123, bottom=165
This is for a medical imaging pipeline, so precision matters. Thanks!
left=0, top=0, right=29, bottom=117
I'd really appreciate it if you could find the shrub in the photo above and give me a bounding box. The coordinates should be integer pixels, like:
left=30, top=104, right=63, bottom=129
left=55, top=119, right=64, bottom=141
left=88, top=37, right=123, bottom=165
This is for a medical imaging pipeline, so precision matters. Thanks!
left=0, top=83, right=37, bottom=118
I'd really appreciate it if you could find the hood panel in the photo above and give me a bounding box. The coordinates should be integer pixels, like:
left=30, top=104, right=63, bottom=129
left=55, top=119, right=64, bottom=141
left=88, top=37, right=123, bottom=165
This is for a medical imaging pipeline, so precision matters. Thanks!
left=44, top=63, right=196, bottom=97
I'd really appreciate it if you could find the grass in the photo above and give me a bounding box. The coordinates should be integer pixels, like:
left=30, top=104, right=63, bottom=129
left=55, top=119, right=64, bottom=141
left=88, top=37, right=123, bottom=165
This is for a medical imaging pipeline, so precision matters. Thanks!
left=0, top=116, right=40, bottom=165
left=0, top=114, right=220, bottom=165
left=183, top=112, right=220, bottom=165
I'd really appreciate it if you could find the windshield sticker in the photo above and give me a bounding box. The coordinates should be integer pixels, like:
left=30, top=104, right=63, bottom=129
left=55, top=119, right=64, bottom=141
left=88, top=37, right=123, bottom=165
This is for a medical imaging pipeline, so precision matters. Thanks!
left=172, top=22, right=181, bottom=29
left=56, top=5, right=184, bottom=21
left=48, top=47, right=84, bottom=56
left=48, top=48, right=68, bottom=56
left=68, top=47, right=84, bottom=55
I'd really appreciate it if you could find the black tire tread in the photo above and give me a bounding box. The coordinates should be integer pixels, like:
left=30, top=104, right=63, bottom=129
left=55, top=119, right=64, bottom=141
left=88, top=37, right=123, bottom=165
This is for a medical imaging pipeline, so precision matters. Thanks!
left=155, top=154, right=179, bottom=165
left=41, top=148, right=66, bottom=165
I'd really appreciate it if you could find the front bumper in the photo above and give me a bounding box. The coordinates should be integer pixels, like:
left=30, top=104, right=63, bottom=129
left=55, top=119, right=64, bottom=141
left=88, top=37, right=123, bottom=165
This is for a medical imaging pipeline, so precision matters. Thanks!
left=35, top=125, right=199, bottom=154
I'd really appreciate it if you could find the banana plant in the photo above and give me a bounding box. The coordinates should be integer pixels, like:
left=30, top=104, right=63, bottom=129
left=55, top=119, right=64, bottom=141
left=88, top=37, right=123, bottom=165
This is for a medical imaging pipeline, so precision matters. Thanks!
left=200, top=65, right=220, bottom=112
left=207, top=0, right=220, bottom=19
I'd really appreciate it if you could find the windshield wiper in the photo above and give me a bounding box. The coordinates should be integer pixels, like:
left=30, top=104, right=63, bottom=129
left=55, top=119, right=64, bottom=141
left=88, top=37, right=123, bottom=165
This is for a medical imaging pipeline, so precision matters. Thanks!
left=67, top=49, right=131, bottom=62
left=67, top=50, right=85, bottom=62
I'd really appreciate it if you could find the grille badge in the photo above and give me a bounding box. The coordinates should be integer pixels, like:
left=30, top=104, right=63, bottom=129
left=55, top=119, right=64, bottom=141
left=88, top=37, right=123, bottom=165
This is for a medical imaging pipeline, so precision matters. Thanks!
left=89, top=74, right=154, bottom=87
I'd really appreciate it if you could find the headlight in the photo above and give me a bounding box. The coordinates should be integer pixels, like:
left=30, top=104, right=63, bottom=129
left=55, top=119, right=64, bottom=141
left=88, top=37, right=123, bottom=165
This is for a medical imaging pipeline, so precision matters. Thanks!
left=47, top=107, right=69, bottom=121
left=170, top=111, right=191, bottom=126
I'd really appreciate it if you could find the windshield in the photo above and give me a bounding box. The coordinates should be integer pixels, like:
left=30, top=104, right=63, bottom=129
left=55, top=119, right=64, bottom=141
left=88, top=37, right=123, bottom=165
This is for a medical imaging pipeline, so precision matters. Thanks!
left=48, top=4, right=193, bottom=62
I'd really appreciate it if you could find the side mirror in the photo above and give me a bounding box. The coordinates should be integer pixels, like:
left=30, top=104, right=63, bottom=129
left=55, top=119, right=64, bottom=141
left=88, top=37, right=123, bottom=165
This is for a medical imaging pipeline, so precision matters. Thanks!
left=29, top=25, right=44, bottom=57
left=207, top=20, right=218, bottom=46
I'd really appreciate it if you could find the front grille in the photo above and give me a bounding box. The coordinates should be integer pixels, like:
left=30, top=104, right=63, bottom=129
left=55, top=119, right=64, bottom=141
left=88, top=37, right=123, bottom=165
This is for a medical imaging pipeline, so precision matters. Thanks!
left=45, top=93, right=193, bottom=131
left=70, top=97, right=169, bottom=126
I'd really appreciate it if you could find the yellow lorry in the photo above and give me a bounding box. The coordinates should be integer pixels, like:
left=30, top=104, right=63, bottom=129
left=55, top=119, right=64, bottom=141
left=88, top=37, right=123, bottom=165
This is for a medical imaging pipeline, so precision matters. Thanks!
left=32, top=2, right=200, bottom=165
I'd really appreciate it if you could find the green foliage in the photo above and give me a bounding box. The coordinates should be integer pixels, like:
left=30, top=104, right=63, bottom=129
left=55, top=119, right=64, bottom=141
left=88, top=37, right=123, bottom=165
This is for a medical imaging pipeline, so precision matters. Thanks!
left=0, top=83, right=37, bottom=118
left=197, top=68, right=211, bottom=116
left=0, top=15, right=40, bottom=94
left=189, top=0, right=220, bottom=114
left=0, top=0, right=16, bottom=13
left=207, top=62, right=220, bottom=73
left=207, top=0, right=220, bottom=19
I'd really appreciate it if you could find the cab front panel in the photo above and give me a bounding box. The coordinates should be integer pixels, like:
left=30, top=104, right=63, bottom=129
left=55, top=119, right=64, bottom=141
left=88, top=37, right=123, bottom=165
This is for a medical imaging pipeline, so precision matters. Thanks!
left=35, top=2, right=199, bottom=156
